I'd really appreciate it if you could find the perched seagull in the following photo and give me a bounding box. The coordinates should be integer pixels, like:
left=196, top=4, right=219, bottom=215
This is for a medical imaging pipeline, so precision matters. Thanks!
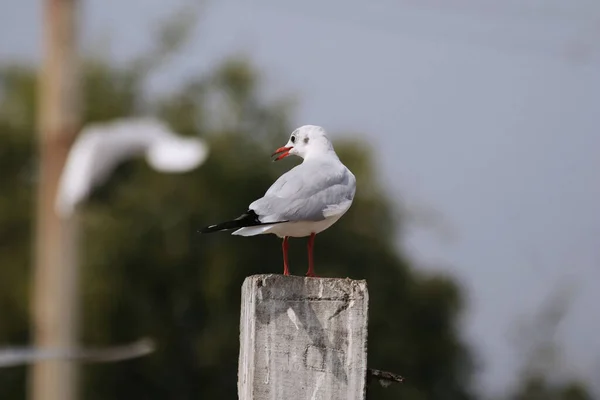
left=55, top=117, right=209, bottom=217
left=199, top=125, right=356, bottom=277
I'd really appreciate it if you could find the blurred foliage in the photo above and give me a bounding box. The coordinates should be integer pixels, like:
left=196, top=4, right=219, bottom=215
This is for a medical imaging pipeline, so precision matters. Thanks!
left=0, top=15, right=594, bottom=400
left=0, top=57, right=475, bottom=400
left=504, top=285, right=595, bottom=400
left=509, top=376, right=592, bottom=400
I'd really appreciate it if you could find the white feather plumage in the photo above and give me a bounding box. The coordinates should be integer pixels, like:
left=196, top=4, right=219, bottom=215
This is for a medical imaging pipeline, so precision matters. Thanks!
left=55, top=117, right=209, bottom=217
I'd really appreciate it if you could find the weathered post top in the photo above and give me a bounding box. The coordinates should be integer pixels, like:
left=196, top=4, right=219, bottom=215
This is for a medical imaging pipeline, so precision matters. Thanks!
left=238, top=274, right=369, bottom=400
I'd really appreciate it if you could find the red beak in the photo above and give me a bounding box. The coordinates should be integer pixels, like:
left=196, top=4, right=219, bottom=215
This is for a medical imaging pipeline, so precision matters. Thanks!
left=271, top=146, right=293, bottom=161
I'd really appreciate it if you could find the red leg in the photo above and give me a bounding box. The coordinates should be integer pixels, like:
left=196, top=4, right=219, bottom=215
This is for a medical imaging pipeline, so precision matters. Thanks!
left=306, top=233, right=317, bottom=277
left=282, top=236, right=290, bottom=276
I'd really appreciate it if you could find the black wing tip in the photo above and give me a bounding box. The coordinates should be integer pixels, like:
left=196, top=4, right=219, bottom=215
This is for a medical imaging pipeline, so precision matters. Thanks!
left=198, top=210, right=261, bottom=234
left=197, top=224, right=218, bottom=234
left=198, top=210, right=289, bottom=234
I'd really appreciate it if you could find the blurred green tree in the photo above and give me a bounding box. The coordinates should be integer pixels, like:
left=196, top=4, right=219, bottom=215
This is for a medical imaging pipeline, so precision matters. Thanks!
left=509, top=376, right=592, bottom=400
left=0, top=54, right=475, bottom=400
left=503, top=285, right=595, bottom=400
left=0, top=66, right=36, bottom=393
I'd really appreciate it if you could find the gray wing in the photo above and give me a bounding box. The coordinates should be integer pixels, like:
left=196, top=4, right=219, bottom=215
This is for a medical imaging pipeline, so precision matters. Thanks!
left=249, top=161, right=356, bottom=223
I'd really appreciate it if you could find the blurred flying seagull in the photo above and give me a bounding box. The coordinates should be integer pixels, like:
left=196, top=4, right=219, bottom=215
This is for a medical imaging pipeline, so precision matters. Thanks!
left=55, top=117, right=209, bottom=217
left=199, top=125, right=356, bottom=277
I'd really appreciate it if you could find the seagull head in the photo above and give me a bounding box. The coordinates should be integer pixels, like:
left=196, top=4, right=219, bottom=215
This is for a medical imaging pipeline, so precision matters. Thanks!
left=272, top=125, right=335, bottom=161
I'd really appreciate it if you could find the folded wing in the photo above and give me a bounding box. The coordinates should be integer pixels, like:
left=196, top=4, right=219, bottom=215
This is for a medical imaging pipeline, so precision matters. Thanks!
left=250, top=161, right=356, bottom=223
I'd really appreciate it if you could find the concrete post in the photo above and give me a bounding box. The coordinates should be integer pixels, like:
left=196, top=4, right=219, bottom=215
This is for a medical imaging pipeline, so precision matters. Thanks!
left=238, top=274, right=369, bottom=400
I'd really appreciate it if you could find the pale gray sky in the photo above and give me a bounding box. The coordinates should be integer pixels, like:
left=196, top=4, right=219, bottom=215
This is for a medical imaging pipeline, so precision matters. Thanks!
left=2, top=0, right=599, bottom=396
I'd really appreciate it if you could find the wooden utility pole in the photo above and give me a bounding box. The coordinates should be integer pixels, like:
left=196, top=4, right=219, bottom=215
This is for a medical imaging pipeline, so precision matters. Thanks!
left=238, top=275, right=369, bottom=400
left=30, top=0, right=81, bottom=400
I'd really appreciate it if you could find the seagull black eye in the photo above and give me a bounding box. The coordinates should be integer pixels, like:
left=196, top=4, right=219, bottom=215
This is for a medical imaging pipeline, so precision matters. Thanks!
left=290, top=135, right=296, bottom=143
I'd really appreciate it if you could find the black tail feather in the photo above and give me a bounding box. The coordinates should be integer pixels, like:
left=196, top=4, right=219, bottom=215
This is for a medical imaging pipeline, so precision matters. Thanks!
left=198, top=210, right=286, bottom=234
